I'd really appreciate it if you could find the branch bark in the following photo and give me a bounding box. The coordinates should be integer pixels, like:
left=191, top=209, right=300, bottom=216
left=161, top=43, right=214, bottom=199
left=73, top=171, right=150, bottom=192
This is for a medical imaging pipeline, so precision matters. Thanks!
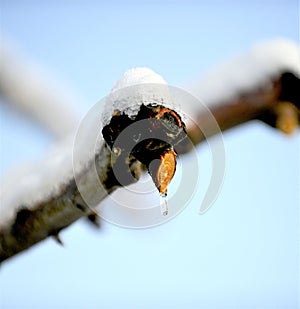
left=187, top=73, right=299, bottom=144
left=1, top=71, right=298, bottom=262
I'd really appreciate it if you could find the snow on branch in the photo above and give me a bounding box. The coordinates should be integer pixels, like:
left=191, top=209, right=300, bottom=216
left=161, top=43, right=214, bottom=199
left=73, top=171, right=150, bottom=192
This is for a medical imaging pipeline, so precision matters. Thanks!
left=185, top=39, right=299, bottom=141
left=187, top=39, right=299, bottom=111
left=0, top=39, right=299, bottom=262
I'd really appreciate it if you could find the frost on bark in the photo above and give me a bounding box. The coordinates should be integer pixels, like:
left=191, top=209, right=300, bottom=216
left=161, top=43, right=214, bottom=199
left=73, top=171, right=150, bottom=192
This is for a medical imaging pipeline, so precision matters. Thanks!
left=0, top=40, right=299, bottom=263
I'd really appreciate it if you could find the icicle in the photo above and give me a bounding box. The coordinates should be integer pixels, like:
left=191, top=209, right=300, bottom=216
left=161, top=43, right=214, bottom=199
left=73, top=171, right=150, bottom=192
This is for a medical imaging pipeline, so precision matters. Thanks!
left=160, top=193, right=168, bottom=216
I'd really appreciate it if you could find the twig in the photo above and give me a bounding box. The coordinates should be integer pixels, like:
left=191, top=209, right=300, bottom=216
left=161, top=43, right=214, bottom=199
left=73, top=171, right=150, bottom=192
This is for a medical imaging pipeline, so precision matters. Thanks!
left=188, top=73, right=299, bottom=144
left=0, top=41, right=299, bottom=262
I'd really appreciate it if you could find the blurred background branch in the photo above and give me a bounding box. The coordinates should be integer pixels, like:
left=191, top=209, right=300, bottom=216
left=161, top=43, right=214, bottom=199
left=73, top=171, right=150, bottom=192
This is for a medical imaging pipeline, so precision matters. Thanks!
left=0, top=39, right=81, bottom=139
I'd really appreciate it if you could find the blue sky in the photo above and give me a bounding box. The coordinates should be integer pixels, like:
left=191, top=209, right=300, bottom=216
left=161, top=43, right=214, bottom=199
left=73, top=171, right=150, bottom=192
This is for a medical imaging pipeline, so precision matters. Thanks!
left=0, top=2, right=299, bottom=308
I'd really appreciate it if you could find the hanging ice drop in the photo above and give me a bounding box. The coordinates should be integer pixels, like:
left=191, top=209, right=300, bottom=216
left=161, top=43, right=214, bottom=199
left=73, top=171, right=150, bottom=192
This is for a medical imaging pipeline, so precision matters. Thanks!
left=160, top=193, right=168, bottom=216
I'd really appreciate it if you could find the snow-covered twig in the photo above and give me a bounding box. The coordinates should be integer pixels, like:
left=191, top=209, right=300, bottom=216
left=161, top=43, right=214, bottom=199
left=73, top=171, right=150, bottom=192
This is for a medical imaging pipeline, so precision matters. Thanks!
left=0, top=39, right=299, bottom=262
left=187, top=39, right=299, bottom=112
left=186, top=39, right=299, bottom=141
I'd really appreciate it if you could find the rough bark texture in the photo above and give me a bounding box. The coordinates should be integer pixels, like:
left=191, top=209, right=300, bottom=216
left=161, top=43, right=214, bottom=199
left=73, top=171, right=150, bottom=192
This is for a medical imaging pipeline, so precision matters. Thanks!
left=0, top=145, right=111, bottom=261
left=0, top=72, right=299, bottom=263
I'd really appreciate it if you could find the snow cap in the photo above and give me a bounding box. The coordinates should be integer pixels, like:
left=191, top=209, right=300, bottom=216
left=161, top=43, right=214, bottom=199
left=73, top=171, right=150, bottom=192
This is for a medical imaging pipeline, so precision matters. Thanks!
left=103, top=68, right=172, bottom=125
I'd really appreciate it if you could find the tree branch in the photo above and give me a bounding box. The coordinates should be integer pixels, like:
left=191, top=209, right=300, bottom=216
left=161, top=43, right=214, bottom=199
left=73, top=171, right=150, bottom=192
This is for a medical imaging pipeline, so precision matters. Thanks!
left=188, top=72, right=299, bottom=144
left=1, top=40, right=299, bottom=263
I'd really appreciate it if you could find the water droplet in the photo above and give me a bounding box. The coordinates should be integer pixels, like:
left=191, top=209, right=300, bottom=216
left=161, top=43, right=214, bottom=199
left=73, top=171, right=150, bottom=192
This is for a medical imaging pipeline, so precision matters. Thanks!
left=160, top=193, right=168, bottom=216
left=113, top=147, right=121, bottom=156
